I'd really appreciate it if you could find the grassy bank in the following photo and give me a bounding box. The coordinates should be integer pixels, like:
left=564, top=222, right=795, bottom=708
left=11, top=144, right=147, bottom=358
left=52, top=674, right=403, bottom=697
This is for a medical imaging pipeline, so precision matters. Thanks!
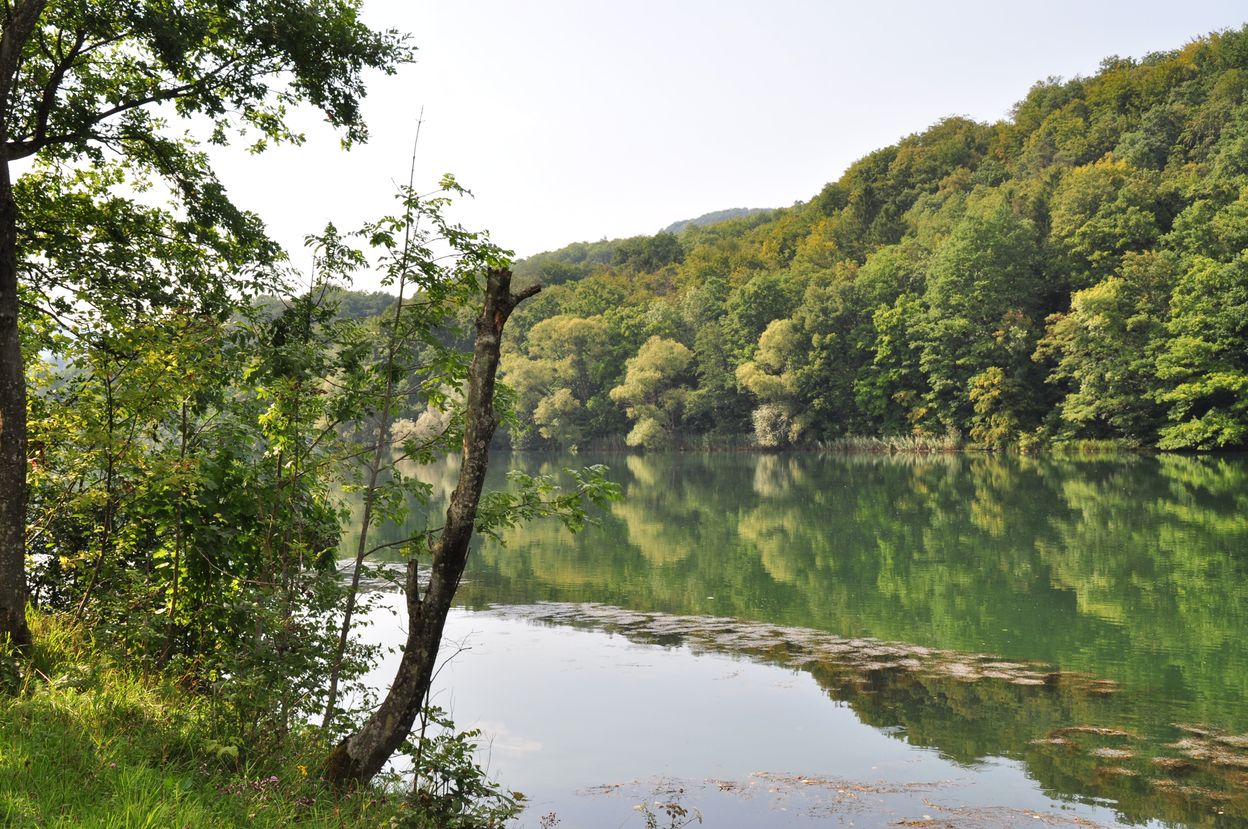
left=511, top=433, right=1150, bottom=455
left=0, top=615, right=408, bottom=829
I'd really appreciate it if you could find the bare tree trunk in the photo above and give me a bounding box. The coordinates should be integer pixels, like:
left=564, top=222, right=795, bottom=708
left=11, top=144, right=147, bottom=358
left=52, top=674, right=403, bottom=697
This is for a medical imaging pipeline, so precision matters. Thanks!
left=324, top=268, right=538, bottom=787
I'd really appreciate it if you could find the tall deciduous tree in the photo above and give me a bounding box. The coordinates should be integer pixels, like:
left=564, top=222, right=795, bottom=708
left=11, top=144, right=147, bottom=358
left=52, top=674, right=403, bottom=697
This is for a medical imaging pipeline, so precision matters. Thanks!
left=1156, top=253, right=1248, bottom=449
left=0, top=0, right=408, bottom=649
left=501, top=314, right=612, bottom=446
left=919, top=201, right=1043, bottom=441
left=610, top=336, right=695, bottom=449
left=1035, top=251, right=1173, bottom=442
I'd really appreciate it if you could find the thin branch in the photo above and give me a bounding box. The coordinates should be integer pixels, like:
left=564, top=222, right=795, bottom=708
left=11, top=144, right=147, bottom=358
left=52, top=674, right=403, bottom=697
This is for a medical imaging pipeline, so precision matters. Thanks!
left=361, top=535, right=424, bottom=559
left=16, top=296, right=78, bottom=333
left=27, top=28, right=86, bottom=150
left=4, top=54, right=246, bottom=160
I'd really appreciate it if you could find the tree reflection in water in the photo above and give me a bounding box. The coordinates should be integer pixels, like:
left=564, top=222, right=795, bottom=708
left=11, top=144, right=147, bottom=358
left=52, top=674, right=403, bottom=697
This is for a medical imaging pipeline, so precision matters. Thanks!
left=348, top=451, right=1248, bottom=825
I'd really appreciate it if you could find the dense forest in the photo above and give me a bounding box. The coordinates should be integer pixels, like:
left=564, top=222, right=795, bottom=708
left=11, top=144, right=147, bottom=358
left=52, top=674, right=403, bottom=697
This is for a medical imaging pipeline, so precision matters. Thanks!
left=497, top=27, right=1248, bottom=452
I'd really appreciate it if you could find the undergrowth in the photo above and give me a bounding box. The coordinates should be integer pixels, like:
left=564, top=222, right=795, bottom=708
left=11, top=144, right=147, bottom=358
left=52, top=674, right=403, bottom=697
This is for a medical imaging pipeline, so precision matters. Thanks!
left=0, top=613, right=411, bottom=828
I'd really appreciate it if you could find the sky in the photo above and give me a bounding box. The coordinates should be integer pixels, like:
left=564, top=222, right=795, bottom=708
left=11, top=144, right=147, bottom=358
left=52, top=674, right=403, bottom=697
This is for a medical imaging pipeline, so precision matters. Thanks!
left=208, top=0, right=1248, bottom=289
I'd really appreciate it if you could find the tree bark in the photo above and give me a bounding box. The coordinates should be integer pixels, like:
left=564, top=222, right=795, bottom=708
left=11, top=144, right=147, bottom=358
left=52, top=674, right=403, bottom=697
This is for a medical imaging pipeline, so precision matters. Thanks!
left=0, top=157, right=29, bottom=651
left=0, top=1, right=49, bottom=652
left=324, top=267, right=538, bottom=787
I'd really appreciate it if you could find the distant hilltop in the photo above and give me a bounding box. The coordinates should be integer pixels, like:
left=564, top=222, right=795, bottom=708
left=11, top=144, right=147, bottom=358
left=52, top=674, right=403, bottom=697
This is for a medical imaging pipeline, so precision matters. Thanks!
left=661, top=207, right=770, bottom=235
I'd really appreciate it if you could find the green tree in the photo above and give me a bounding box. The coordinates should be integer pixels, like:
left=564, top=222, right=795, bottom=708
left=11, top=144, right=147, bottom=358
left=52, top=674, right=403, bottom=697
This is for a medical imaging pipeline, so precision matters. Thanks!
left=1164, top=185, right=1248, bottom=263
left=789, top=277, right=872, bottom=439
left=1155, top=254, right=1248, bottom=449
left=850, top=244, right=930, bottom=432
left=610, top=336, right=695, bottom=448
left=613, top=231, right=684, bottom=272
left=27, top=289, right=353, bottom=745
left=722, top=271, right=798, bottom=361
left=1036, top=251, right=1173, bottom=442
left=856, top=293, right=929, bottom=433
left=735, top=275, right=871, bottom=445
left=0, top=0, right=407, bottom=649
left=685, top=319, right=752, bottom=436
left=919, top=201, right=1044, bottom=443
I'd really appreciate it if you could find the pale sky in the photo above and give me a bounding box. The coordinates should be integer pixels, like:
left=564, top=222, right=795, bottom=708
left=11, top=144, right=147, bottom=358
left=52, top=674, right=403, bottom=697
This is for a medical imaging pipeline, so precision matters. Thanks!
left=208, top=1, right=1248, bottom=289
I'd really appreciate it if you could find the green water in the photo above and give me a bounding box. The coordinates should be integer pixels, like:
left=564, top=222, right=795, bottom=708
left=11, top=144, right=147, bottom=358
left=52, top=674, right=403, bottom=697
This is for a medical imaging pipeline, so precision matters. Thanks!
left=355, top=451, right=1248, bottom=826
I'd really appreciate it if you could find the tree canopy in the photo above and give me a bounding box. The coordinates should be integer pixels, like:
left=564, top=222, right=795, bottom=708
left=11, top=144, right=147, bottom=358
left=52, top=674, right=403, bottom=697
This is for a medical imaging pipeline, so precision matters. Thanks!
left=1, top=0, right=408, bottom=652
left=499, top=25, right=1248, bottom=452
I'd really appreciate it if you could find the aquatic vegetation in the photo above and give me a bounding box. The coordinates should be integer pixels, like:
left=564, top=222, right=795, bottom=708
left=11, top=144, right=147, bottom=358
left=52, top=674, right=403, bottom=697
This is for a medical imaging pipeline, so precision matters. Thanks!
left=484, top=601, right=1248, bottom=826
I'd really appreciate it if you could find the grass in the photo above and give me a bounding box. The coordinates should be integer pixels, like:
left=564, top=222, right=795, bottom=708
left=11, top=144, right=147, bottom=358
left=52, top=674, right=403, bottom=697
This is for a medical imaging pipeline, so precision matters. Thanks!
left=0, top=614, right=409, bottom=829
left=1044, top=437, right=1145, bottom=456
left=825, top=433, right=962, bottom=454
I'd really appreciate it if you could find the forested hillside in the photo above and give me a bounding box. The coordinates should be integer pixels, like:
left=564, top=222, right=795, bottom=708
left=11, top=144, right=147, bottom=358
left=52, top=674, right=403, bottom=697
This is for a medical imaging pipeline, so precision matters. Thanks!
left=502, top=27, right=1248, bottom=451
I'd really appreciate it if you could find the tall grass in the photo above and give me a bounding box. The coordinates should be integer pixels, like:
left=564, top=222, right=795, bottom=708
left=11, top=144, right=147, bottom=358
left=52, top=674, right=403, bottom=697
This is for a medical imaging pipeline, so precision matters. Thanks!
left=825, top=433, right=962, bottom=454
left=1045, top=438, right=1144, bottom=456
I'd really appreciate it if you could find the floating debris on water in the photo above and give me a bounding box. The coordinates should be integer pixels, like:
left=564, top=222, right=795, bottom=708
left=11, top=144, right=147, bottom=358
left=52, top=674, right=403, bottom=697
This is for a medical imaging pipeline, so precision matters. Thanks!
left=898, top=803, right=1115, bottom=827
left=1171, top=735, right=1248, bottom=769
left=483, top=601, right=1118, bottom=695
left=486, top=602, right=1248, bottom=825
left=1150, top=756, right=1194, bottom=773
left=1050, top=726, right=1135, bottom=739
left=1031, top=736, right=1075, bottom=747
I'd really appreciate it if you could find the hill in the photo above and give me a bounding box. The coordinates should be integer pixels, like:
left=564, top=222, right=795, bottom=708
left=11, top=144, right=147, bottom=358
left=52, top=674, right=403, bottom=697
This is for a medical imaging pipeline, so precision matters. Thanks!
left=500, top=27, right=1248, bottom=451
left=662, top=207, right=772, bottom=235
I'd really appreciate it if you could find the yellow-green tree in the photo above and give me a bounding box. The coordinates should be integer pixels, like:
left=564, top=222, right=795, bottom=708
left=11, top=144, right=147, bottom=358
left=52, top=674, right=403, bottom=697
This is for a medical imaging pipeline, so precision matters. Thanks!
left=502, top=314, right=612, bottom=446
left=609, top=336, right=694, bottom=448
left=1036, top=251, right=1173, bottom=442
left=1049, top=156, right=1162, bottom=289
left=736, top=319, right=803, bottom=446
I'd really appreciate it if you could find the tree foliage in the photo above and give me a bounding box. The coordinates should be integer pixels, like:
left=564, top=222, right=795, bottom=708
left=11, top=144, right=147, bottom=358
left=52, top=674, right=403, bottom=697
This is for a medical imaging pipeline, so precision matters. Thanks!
left=501, top=26, right=1248, bottom=451
left=1, top=0, right=408, bottom=651
left=610, top=336, right=695, bottom=449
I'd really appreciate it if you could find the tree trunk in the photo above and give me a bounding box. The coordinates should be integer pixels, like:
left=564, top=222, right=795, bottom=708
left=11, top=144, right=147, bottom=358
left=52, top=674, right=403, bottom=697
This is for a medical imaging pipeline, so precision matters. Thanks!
left=0, top=1, right=49, bottom=653
left=323, top=267, right=538, bottom=787
left=0, top=159, right=30, bottom=651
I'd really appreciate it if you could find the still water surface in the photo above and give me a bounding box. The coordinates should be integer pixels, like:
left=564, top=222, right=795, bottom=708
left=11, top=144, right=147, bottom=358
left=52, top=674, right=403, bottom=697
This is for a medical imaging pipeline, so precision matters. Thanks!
left=352, top=452, right=1248, bottom=828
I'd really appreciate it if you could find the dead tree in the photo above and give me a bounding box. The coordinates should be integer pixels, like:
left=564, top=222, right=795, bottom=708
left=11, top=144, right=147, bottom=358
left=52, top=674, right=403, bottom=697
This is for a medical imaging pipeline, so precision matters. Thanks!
left=324, top=267, right=538, bottom=786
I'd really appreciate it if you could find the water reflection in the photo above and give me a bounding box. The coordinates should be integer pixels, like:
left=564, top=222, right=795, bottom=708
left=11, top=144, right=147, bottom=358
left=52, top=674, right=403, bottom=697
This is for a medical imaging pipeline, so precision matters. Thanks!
left=349, top=451, right=1248, bottom=826
left=482, top=602, right=1248, bottom=826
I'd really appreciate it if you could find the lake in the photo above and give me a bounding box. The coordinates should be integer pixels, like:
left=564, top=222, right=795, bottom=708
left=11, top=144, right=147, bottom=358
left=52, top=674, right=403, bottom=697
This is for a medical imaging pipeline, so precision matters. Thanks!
left=350, top=451, right=1248, bottom=828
